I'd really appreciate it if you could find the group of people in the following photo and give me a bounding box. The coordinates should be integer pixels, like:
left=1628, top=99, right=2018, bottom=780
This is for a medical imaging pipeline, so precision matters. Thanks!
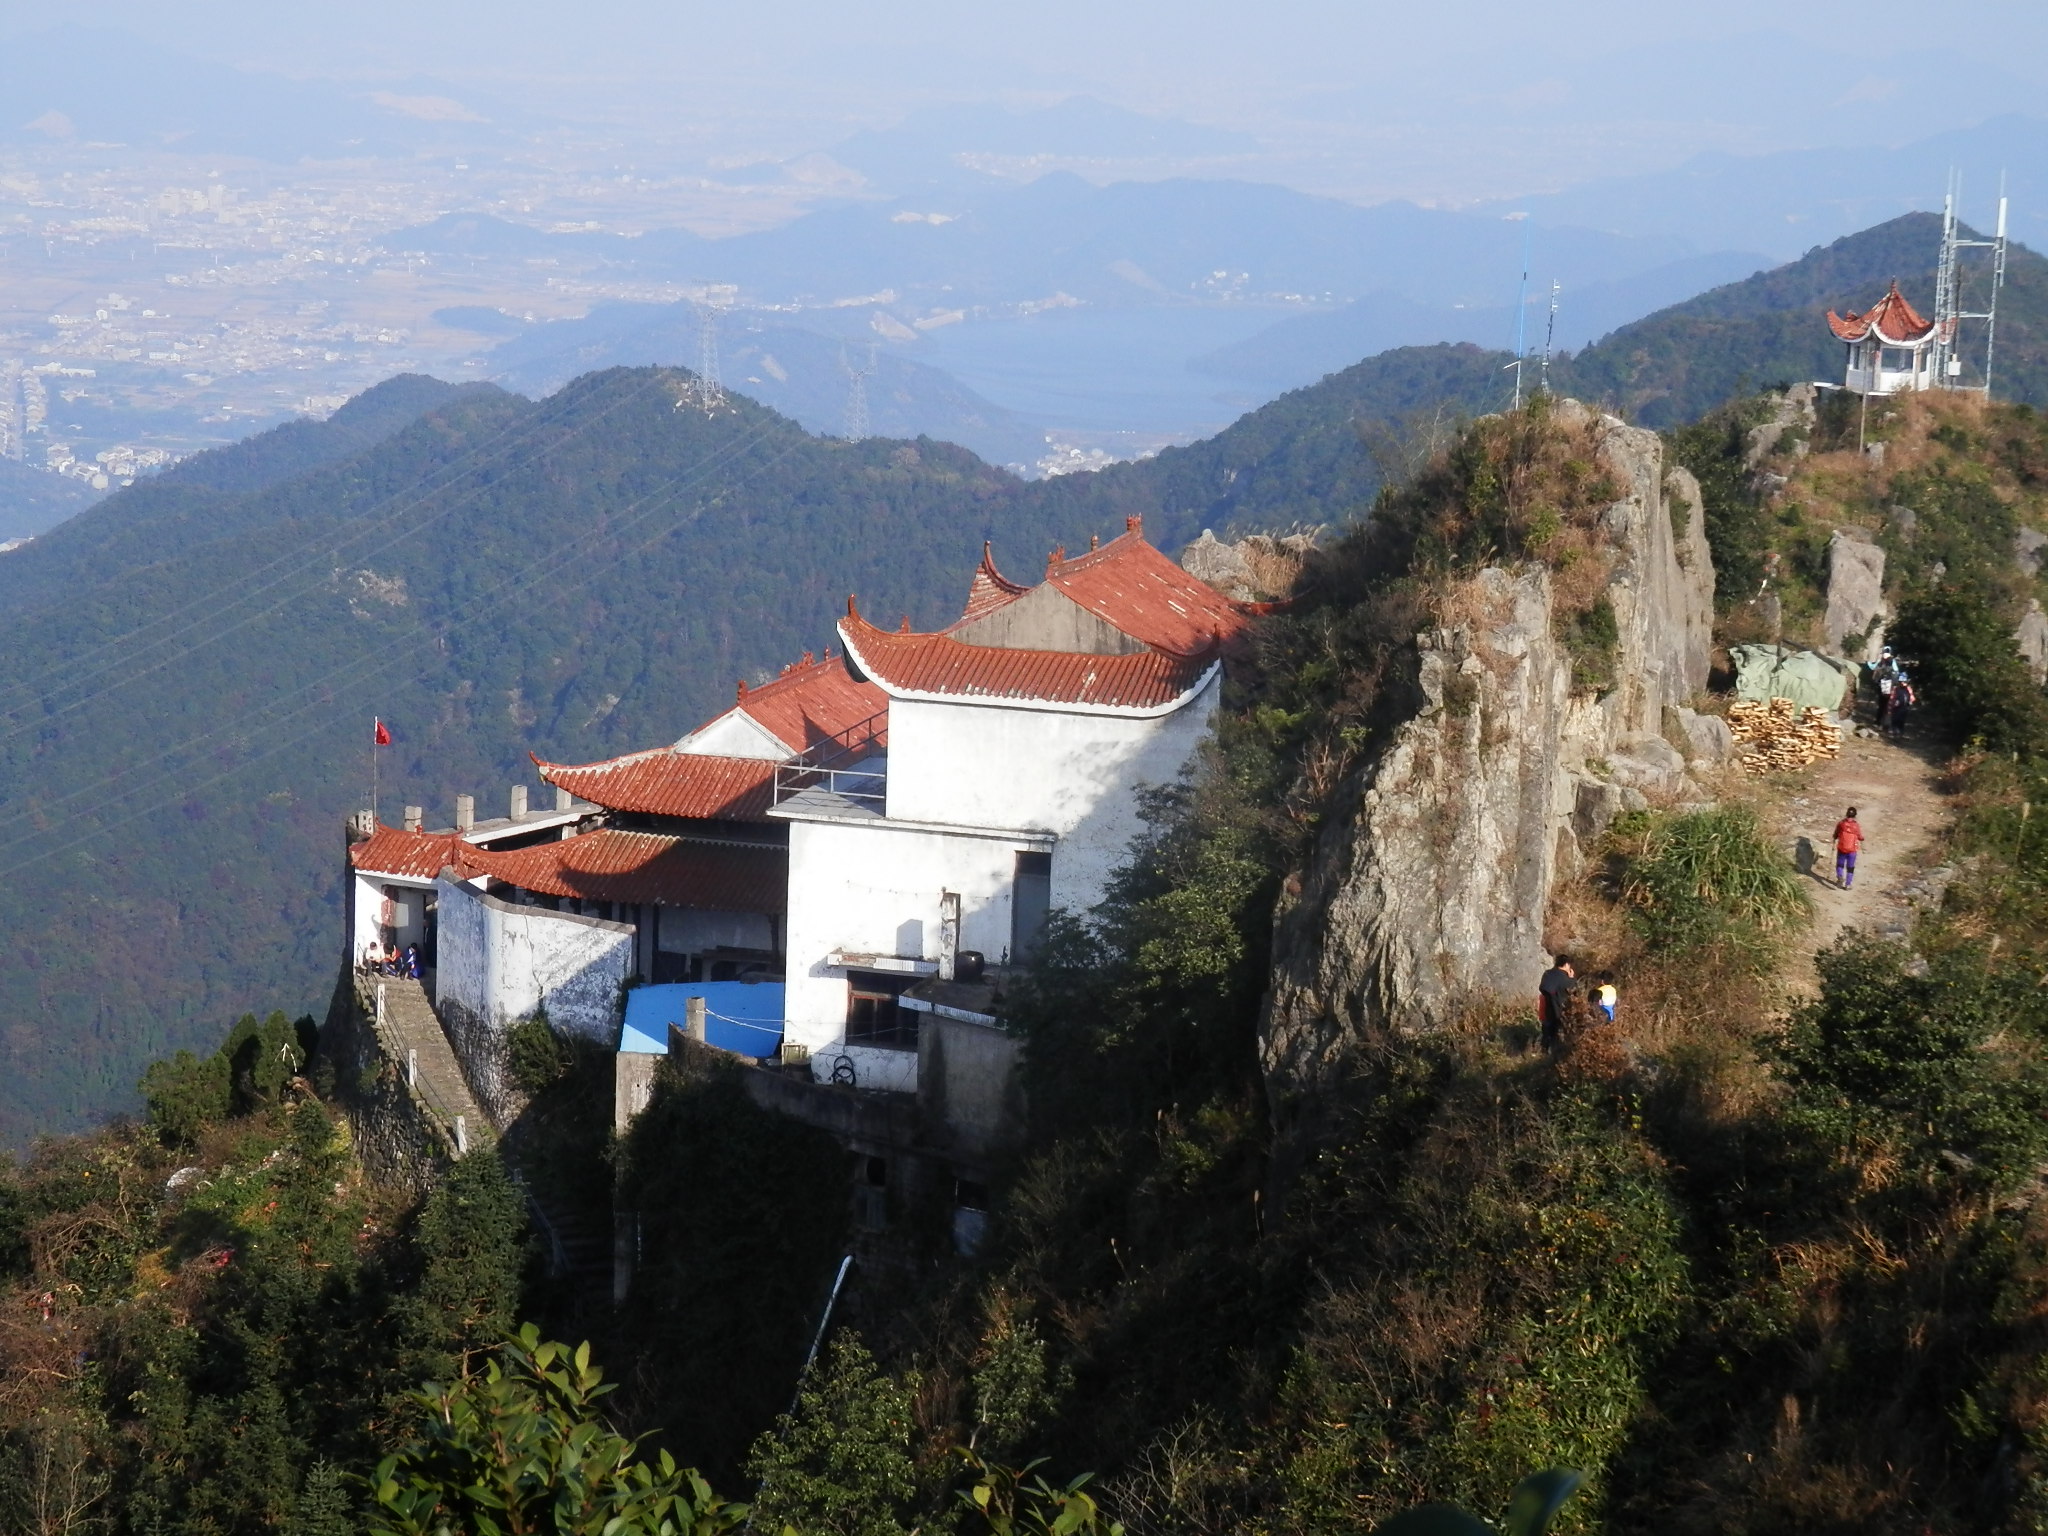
left=1535, top=956, right=1618, bottom=1053
left=1870, top=647, right=1917, bottom=739
left=363, top=939, right=423, bottom=979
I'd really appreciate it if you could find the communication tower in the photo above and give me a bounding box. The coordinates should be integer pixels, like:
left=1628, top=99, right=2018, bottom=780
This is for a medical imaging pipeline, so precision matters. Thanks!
left=1931, top=172, right=2009, bottom=396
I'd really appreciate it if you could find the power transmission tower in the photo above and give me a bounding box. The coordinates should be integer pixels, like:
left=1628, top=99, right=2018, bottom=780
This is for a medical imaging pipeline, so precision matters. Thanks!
left=695, top=301, right=724, bottom=408
left=842, top=344, right=877, bottom=440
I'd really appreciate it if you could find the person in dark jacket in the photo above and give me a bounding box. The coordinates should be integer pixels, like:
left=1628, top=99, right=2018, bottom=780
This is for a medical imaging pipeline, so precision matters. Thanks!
left=1537, top=956, right=1577, bottom=1053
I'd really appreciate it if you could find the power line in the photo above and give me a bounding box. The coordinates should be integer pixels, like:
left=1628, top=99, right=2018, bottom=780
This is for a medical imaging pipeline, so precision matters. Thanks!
left=0, top=412, right=803, bottom=876
left=0, top=371, right=686, bottom=747
left=0, top=370, right=681, bottom=727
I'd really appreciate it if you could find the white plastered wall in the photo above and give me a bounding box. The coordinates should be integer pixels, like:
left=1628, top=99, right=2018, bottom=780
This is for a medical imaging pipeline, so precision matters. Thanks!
left=881, top=673, right=1220, bottom=913
left=676, top=709, right=789, bottom=759
left=782, top=818, right=1032, bottom=1094
left=435, top=876, right=633, bottom=1076
left=349, top=870, right=437, bottom=963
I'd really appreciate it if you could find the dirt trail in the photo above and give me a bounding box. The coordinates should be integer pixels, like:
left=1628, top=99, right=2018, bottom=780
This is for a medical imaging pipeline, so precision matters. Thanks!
left=1776, top=729, right=1953, bottom=993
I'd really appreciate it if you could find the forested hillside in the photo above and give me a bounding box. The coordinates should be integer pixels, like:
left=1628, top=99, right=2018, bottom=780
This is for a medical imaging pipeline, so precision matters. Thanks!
left=13, top=384, right=2048, bottom=1536
left=6, top=207, right=2048, bottom=1143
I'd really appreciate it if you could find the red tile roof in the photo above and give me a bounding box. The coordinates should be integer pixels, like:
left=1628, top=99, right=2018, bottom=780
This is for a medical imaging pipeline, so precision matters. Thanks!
left=534, top=749, right=777, bottom=820
left=1828, top=281, right=1937, bottom=344
left=960, top=541, right=1030, bottom=623
left=464, top=830, right=787, bottom=913
left=839, top=610, right=1217, bottom=711
left=1037, top=522, right=1258, bottom=655
left=349, top=825, right=475, bottom=881
left=726, top=651, right=886, bottom=754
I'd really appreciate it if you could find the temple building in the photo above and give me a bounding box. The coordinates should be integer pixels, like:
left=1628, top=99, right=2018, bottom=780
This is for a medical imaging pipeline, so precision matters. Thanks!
left=1827, top=280, right=1942, bottom=395
left=343, top=517, right=1257, bottom=1127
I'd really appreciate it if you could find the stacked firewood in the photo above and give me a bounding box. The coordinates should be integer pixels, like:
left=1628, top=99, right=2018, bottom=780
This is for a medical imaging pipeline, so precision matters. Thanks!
left=1727, top=697, right=1841, bottom=774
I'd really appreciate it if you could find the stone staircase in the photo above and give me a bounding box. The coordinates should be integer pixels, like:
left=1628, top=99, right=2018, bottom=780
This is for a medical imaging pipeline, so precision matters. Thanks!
left=369, top=977, right=492, bottom=1152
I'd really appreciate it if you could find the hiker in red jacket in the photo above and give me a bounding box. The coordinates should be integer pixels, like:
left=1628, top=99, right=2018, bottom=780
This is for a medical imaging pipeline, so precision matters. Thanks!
left=1834, top=806, right=1864, bottom=890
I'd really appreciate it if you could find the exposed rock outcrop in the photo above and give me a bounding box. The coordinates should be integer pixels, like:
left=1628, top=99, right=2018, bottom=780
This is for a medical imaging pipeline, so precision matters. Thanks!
left=1180, top=528, right=1317, bottom=601
left=2020, top=599, right=2048, bottom=686
left=1823, top=529, right=1887, bottom=658
left=1261, top=407, right=1714, bottom=1114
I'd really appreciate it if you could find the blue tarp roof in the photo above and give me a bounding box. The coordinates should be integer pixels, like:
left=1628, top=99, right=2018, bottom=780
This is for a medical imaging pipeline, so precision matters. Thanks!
left=621, top=981, right=785, bottom=1057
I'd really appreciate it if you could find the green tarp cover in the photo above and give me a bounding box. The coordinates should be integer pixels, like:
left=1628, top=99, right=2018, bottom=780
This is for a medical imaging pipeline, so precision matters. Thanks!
left=1729, top=643, right=1856, bottom=714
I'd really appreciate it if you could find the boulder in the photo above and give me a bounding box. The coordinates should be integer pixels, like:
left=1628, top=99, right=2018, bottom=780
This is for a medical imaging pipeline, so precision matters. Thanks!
left=1179, top=529, right=1257, bottom=600
left=1823, top=529, right=1886, bottom=657
left=2018, top=527, right=2048, bottom=577
left=2019, top=599, right=2048, bottom=686
left=1604, top=735, right=1688, bottom=796
left=1673, top=705, right=1735, bottom=763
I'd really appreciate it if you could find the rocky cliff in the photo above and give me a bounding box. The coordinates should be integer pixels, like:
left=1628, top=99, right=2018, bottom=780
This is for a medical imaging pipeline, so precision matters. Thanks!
left=1260, top=404, right=1717, bottom=1112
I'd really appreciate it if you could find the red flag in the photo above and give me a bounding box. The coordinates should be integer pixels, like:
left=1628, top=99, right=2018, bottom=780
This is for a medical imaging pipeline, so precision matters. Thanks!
left=373, top=718, right=392, bottom=746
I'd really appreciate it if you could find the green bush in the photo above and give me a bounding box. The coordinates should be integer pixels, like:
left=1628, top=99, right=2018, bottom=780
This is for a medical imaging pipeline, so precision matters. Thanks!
left=506, top=1010, right=570, bottom=1094
left=1889, top=582, right=2048, bottom=759
left=746, top=1334, right=919, bottom=1536
left=1620, top=805, right=1810, bottom=966
left=1771, top=937, right=2048, bottom=1192
left=371, top=1328, right=746, bottom=1536
left=140, top=1048, right=231, bottom=1146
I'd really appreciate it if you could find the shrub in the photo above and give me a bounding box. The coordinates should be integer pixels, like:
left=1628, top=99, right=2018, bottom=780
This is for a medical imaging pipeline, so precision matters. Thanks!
left=505, top=1011, right=569, bottom=1094
left=1889, top=582, right=2048, bottom=759
left=1663, top=395, right=1774, bottom=605
left=1770, top=937, right=2048, bottom=1192
left=746, top=1334, right=918, bottom=1536
left=140, top=1048, right=231, bottom=1147
left=1619, top=806, right=1809, bottom=967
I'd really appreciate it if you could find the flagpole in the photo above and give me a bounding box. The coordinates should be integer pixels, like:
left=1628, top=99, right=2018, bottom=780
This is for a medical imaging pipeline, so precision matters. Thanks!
left=371, top=717, right=379, bottom=824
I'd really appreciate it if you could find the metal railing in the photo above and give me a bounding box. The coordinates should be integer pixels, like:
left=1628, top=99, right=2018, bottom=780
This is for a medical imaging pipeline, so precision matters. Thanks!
left=774, top=709, right=889, bottom=810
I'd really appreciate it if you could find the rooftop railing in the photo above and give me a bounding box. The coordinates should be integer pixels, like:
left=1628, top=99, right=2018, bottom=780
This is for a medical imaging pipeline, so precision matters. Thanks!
left=773, top=710, right=888, bottom=813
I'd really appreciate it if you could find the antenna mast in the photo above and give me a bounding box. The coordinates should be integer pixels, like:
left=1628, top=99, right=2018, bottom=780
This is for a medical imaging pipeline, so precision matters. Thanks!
left=1932, top=170, right=2008, bottom=396
left=1539, top=279, right=1560, bottom=395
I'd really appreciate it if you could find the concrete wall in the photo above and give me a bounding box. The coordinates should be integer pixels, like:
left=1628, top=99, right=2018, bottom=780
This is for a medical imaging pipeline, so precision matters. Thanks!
left=782, top=817, right=1034, bottom=1089
left=883, top=675, right=1219, bottom=912
left=678, top=709, right=788, bottom=759
left=435, top=878, right=633, bottom=1117
left=918, top=1015, right=1024, bottom=1160
left=952, top=583, right=1145, bottom=655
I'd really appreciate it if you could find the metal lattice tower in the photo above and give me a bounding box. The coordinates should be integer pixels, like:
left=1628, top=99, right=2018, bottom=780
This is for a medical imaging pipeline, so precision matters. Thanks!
left=1932, top=171, right=2009, bottom=396
left=695, top=302, right=724, bottom=407
left=842, top=344, right=877, bottom=440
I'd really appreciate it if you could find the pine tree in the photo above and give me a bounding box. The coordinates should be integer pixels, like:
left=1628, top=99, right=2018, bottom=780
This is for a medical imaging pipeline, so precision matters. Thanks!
left=404, top=1150, right=527, bottom=1371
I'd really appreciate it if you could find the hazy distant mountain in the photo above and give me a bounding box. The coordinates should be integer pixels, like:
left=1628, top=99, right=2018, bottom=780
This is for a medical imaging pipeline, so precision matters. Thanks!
left=1192, top=250, right=1770, bottom=394
left=0, top=26, right=508, bottom=158
left=483, top=306, right=1050, bottom=468
left=818, top=96, right=1262, bottom=191
left=1484, top=115, right=2048, bottom=262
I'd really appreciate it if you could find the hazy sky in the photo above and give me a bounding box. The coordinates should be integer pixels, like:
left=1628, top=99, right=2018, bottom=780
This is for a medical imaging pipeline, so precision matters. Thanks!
left=14, top=0, right=2048, bottom=111
left=6, top=0, right=2048, bottom=204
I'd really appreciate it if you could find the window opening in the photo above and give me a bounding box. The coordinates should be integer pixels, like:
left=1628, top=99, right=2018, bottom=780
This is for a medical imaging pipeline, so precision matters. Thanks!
left=846, top=970, right=918, bottom=1050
